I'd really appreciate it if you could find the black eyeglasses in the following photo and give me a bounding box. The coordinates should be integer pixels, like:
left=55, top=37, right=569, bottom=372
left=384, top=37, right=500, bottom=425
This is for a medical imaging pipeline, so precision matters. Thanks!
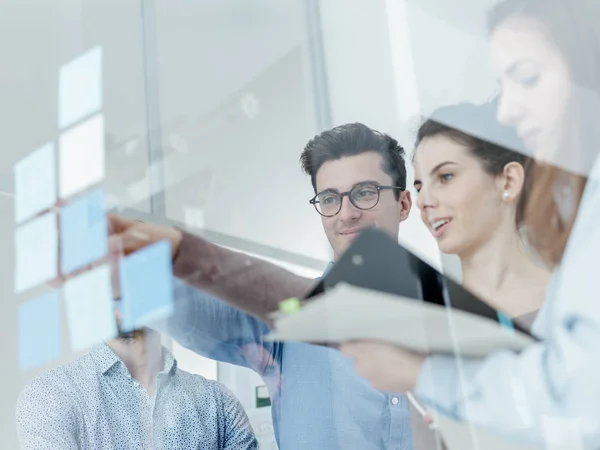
left=309, top=183, right=405, bottom=217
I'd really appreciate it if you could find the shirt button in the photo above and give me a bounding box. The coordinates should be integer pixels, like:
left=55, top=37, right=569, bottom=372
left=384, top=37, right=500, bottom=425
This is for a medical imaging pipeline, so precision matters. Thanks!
left=391, top=397, right=399, bottom=405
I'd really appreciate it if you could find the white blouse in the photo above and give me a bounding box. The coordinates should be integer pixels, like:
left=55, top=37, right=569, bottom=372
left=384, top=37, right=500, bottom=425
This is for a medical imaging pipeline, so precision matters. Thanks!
left=415, top=157, right=600, bottom=448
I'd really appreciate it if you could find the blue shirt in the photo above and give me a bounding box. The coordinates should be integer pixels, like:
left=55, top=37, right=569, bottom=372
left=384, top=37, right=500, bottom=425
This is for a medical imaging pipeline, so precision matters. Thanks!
left=415, top=158, right=600, bottom=447
left=16, top=344, right=258, bottom=450
left=165, top=281, right=414, bottom=450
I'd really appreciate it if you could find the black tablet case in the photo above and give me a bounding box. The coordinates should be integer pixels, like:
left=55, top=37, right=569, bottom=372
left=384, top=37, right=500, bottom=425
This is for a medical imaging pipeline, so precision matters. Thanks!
left=306, top=227, right=535, bottom=338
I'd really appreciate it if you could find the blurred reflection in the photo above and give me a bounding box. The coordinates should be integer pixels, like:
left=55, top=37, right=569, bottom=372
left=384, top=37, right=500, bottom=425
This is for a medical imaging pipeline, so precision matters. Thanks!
left=489, top=0, right=600, bottom=177
left=16, top=325, right=257, bottom=449
left=488, top=0, right=594, bottom=264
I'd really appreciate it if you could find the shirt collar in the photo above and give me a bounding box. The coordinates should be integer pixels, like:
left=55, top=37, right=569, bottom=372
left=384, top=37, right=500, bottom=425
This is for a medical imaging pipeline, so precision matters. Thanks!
left=162, top=348, right=177, bottom=374
left=91, top=343, right=178, bottom=376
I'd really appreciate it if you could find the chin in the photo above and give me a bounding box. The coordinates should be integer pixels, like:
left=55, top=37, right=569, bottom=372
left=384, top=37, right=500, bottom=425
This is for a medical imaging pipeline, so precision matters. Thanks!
left=333, top=240, right=351, bottom=259
left=436, top=238, right=460, bottom=256
left=336, top=240, right=351, bottom=254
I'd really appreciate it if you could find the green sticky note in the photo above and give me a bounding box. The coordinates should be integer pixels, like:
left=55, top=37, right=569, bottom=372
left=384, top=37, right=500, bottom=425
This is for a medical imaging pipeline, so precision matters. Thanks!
left=279, top=297, right=300, bottom=313
left=255, top=385, right=271, bottom=408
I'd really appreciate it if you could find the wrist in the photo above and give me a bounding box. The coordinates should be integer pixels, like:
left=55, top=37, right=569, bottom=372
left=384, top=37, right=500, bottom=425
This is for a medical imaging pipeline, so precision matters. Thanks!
left=166, top=227, right=183, bottom=260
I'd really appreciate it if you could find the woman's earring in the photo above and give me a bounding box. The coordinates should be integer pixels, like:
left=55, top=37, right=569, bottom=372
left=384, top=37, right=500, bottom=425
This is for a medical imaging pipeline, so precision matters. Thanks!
left=502, top=192, right=510, bottom=200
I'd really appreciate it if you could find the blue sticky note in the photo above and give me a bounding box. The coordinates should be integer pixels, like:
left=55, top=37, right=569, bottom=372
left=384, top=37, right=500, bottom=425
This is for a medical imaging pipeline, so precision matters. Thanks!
left=497, top=311, right=515, bottom=334
left=59, top=46, right=102, bottom=129
left=60, top=189, right=108, bottom=275
left=64, top=264, right=118, bottom=352
left=19, top=291, right=62, bottom=371
left=119, top=240, right=174, bottom=332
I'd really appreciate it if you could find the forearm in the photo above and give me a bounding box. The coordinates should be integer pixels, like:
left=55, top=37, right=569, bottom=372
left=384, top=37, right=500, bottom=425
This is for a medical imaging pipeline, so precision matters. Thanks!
left=173, top=230, right=316, bottom=321
left=416, top=330, right=600, bottom=448
left=157, top=280, right=273, bottom=368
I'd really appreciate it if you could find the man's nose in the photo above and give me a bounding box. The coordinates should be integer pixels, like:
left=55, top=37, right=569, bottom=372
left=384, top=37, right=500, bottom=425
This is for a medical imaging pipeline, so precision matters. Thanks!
left=338, top=196, right=361, bottom=222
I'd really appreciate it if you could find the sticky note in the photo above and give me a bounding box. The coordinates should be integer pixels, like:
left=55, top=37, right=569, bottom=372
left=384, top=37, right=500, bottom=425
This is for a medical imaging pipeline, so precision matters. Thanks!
left=14, top=142, right=57, bottom=224
left=278, top=297, right=300, bottom=313
left=59, top=46, right=102, bottom=129
left=60, top=189, right=108, bottom=274
left=15, top=213, right=58, bottom=293
left=59, top=114, right=105, bottom=199
left=184, top=207, right=205, bottom=229
left=19, top=291, right=62, bottom=371
left=255, top=385, right=271, bottom=408
left=64, top=264, right=117, bottom=351
left=497, top=311, right=515, bottom=334
left=119, top=240, right=174, bottom=332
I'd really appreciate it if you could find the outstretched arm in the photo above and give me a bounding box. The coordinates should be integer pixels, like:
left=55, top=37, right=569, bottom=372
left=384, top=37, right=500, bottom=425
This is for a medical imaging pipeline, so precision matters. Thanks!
left=107, top=216, right=316, bottom=322
left=173, top=230, right=315, bottom=322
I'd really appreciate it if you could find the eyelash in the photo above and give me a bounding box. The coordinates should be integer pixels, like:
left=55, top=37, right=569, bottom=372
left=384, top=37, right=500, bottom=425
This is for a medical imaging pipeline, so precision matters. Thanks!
left=439, top=173, right=454, bottom=183
left=520, top=74, right=540, bottom=88
left=414, top=173, right=453, bottom=193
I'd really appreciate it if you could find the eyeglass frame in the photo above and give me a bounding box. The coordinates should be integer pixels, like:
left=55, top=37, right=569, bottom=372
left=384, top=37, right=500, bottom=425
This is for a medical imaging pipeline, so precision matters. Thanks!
left=309, top=182, right=406, bottom=217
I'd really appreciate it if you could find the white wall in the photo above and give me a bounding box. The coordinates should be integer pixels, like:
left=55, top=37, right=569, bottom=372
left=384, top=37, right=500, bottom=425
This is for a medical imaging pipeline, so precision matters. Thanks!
left=153, top=0, right=333, bottom=264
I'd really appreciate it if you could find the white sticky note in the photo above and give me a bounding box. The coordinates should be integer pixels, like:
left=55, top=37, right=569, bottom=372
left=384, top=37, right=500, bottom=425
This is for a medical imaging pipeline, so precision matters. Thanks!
left=64, top=264, right=117, bottom=352
left=14, top=142, right=57, bottom=224
left=59, top=114, right=105, bottom=199
left=15, top=213, right=58, bottom=293
left=184, top=207, right=205, bottom=229
left=256, top=385, right=269, bottom=399
left=59, top=46, right=102, bottom=129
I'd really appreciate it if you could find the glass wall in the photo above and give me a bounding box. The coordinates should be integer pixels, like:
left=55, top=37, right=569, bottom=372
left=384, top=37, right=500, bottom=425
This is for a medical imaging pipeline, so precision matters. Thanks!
left=151, top=0, right=333, bottom=265
left=2, top=2, right=153, bottom=448
left=2, top=1, right=513, bottom=449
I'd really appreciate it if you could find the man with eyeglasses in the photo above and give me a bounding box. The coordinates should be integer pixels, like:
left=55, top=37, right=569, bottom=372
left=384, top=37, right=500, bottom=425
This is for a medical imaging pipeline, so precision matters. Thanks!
left=107, top=123, right=429, bottom=450
left=302, top=124, right=409, bottom=261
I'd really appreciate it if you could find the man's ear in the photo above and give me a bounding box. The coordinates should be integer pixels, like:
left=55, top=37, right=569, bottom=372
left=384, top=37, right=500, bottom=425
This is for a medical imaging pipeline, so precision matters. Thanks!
left=399, top=191, right=412, bottom=221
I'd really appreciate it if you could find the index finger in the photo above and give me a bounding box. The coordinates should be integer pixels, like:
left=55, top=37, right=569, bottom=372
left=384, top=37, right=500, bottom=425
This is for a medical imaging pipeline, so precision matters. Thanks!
left=107, top=214, right=137, bottom=233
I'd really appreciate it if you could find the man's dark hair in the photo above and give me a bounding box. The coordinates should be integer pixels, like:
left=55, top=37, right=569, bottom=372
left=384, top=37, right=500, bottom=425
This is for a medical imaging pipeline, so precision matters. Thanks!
left=299, top=123, right=407, bottom=200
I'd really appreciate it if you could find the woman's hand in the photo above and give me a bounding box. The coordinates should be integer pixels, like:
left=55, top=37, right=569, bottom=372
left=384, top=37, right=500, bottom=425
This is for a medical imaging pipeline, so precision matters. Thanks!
left=340, top=340, right=426, bottom=393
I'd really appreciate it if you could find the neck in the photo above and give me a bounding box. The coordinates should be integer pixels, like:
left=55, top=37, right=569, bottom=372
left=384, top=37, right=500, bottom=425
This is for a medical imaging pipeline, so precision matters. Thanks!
left=459, top=226, right=549, bottom=317
left=107, top=329, right=164, bottom=392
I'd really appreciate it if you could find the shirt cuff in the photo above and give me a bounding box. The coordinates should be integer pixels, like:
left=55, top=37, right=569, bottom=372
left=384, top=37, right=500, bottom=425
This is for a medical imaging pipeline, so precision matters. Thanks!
left=415, top=354, right=463, bottom=419
left=172, top=229, right=216, bottom=281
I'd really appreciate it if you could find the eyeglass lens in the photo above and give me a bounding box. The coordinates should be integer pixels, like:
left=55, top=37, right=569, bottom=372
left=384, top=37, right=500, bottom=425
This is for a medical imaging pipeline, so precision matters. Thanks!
left=315, top=183, right=380, bottom=216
